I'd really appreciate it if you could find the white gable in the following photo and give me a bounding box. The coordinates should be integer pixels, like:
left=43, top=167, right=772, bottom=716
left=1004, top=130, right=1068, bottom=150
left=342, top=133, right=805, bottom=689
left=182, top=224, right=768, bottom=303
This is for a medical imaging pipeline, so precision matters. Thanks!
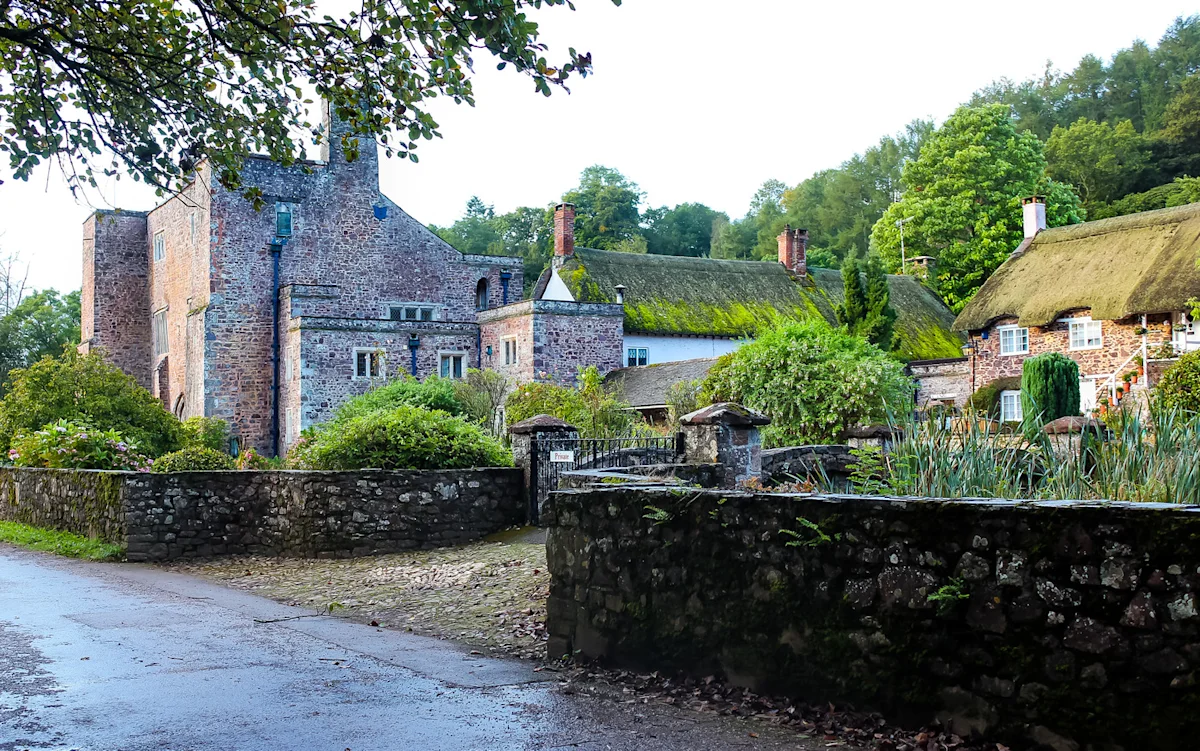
left=541, top=270, right=575, bottom=302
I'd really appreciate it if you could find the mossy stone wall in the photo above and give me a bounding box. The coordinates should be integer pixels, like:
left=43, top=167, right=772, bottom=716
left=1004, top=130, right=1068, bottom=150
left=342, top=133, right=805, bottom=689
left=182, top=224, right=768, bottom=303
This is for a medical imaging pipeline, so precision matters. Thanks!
left=0, top=468, right=127, bottom=543
left=546, top=487, right=1200, bottom=750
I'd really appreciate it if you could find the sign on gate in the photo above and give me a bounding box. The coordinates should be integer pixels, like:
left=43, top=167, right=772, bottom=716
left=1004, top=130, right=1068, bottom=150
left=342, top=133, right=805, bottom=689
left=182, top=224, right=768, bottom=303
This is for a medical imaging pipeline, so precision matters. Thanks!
left=550, top=450, right=575, bottom=463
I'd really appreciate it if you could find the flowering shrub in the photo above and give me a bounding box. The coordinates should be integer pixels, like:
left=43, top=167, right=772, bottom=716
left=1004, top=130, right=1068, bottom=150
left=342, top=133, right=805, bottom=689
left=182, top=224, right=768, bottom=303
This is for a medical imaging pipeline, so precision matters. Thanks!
left=236, top=448, right=284, bottom=470
left=9, top=419, right=151, bottom=471
left=151, top=447, right=236, bottom=472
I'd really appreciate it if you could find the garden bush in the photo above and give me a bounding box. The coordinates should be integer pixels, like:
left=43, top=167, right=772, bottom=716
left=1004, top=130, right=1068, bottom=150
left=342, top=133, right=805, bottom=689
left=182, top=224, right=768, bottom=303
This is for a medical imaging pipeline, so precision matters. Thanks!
left=236, top=448, right=283, bottom=470
left=0, top=350, right=183, bottom=457
left=966, top=376, right=1022, bottom=418
left=287, top=405, right=512, bottom=471
left=505, top=366, right=637, bottom=438
left=1156, top=350, right=1200, bottom=414
left=8, top=419, right=151, bottom=471
left=1021, top=352, right=1080, bottom=424
left=699, top=320, right=913, bottom=447
left=181, top=417, right=230, bottom=452
left=335, top=375, right=466, bottom=421
left=151, top=446, right=236, bottom=472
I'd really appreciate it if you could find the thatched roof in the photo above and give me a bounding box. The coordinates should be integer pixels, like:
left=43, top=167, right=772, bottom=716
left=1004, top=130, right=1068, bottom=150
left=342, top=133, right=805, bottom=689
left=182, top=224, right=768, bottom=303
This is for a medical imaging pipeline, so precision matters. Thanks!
left=604, top=358, right=718, bottom=408
left=954, top=202, right=1200, bottom=331
left=555, top=249, right=963, bottom=361
left=559, top=249, right=828, bottom=338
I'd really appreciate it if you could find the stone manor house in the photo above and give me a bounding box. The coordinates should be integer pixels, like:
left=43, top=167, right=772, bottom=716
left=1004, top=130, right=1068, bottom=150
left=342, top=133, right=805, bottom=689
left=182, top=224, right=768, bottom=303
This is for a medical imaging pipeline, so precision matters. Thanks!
left=82, top=103, right=972, bottom=457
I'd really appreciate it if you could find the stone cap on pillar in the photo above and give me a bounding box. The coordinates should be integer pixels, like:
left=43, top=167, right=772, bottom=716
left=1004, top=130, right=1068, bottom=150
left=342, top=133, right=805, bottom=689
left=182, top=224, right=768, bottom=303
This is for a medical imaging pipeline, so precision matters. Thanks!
left=1042, top=415, right=1109, bottom=435
left=679, top=403, right=771, bottom=427
left=509, top=414, right=578, bottom=435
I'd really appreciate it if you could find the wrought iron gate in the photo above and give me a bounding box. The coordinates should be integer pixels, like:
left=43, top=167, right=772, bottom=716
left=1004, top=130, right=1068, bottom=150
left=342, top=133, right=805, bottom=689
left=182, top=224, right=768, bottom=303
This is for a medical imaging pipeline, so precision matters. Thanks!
left=528, top=433, right=682, bottom=523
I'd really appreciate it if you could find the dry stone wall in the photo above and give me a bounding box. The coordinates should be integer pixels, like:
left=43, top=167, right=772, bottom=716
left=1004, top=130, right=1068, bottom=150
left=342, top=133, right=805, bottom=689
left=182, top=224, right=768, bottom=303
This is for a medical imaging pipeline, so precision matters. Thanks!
left=546, top=487, right=1200, bottom=750
left=0, top=468, right=523, bottom=562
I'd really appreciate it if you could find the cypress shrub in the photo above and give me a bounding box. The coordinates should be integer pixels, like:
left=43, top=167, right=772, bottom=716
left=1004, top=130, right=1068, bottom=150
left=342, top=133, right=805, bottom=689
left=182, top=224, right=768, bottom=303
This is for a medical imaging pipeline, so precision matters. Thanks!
left=1021, top=353, right=1080, bottom=424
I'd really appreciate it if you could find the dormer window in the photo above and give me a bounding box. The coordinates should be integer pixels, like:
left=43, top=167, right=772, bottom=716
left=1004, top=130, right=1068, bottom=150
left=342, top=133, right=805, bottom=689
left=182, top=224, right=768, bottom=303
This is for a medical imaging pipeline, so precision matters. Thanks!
left=276, top=203, right=292, bottom=237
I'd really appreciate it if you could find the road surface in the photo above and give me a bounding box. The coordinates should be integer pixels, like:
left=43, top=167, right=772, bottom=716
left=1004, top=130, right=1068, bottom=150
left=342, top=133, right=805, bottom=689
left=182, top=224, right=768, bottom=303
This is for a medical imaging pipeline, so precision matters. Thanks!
left=0, top=545, right=813, bottom=751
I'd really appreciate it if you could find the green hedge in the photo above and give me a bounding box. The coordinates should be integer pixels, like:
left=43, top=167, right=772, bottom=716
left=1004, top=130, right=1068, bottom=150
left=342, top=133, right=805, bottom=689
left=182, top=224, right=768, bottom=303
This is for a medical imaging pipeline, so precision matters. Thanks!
left=1156, top=351, right=1200, bottom=414
left=151, top=446, right=236, bottom=473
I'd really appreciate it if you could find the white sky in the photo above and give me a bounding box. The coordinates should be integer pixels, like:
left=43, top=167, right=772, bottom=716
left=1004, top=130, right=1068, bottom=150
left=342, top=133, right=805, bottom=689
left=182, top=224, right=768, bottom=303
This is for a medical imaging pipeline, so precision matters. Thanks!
left=0, top=0, right=1195, bottom=293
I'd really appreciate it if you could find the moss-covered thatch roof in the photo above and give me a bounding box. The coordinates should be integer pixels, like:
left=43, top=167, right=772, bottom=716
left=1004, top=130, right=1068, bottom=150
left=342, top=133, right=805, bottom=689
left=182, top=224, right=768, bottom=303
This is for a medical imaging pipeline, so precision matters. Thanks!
left=559, top=249, right=830, bottom=338
left=809, top=268, right=965, bottom=361
left=954, top=202, right=1200, bottom=331
left=555, top=248, right=963, bottom=361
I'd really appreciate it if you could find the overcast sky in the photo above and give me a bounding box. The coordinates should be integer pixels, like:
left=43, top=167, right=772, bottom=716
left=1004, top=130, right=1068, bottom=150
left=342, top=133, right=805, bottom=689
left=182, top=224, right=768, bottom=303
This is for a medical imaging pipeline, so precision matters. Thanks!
left=0, top=0, right=1195, bottom=293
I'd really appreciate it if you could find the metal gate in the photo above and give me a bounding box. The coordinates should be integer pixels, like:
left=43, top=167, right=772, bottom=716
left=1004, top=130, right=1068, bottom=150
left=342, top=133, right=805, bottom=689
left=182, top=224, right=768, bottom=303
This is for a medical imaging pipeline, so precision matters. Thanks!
left=528, top=433, right=682, bottom=523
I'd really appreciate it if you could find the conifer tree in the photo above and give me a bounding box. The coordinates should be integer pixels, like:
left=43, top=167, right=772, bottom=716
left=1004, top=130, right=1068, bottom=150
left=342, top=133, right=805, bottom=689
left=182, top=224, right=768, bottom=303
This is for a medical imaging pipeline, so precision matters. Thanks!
left=836, top=251, right=868, bottom=331
left=861, top=253, right=897, bottom=351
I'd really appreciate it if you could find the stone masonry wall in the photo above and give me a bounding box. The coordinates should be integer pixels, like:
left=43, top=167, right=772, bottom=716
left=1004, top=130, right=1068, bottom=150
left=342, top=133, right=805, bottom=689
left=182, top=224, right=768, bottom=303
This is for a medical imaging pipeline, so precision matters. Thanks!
left=908, top=357, right=970, bottom=409
left=968, top=310, right=1172, bottom=402
left=81, top=211, right=152, bottom=389
left=531, top=301, right=624, bottom=386
left=0, top=467, right=523, bottom=561
left=478, top=302, right=536, bottom=384
left=546, top=487, right=1200, bottom=750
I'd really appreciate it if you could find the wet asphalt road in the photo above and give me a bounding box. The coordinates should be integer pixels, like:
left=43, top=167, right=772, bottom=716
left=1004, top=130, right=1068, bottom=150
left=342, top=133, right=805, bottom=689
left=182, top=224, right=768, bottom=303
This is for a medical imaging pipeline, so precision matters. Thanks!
left=0, top=545, right=816, bottom=751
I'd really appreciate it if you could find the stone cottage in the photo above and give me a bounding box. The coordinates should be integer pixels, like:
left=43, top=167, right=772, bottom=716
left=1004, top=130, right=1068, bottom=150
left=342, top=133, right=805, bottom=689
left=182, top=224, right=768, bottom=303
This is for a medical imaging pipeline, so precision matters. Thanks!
left=478, top=204, right=969, bottom=409
left=953, top=197, right=1200, bottom=420
left=81, top=103, right=523, bottom=455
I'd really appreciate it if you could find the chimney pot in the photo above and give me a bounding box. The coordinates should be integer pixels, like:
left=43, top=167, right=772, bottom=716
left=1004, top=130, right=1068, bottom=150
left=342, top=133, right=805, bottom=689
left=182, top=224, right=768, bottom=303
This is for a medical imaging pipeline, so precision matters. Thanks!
left=554, top=202, right=576, bottom=262
left=1022, top=195, right=1047, bottom=239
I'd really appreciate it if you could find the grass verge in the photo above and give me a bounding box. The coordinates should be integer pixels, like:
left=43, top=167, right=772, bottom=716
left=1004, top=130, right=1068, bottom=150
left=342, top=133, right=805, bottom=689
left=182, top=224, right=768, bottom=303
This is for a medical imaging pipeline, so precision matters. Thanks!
left=0, top=521, right=124, bottom=561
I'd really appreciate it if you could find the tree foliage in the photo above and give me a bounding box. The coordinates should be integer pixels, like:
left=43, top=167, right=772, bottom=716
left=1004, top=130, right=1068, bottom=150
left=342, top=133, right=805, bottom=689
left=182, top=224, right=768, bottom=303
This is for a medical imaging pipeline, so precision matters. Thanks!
left=0, top=349, right=183, bottom=456
left=1155, top=351, right=1200, bottom=414
left=0, top=289, right=80, bottom=391
left=0, top=0, right=616, bottom=202
left=504, top=366, right=637, bottom=438
left=1045, top=118, right=1151, bottom=205
left=871, top=105, right=1084, bottom=312
left=699, top=320, right=913, bottom=447
left=1020, top=353, right=1081, bottom=424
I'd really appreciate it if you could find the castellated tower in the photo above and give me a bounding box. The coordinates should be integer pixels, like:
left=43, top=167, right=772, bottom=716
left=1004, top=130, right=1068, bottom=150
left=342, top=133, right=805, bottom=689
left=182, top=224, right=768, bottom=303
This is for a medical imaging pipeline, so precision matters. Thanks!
left=80, top=210, right=152, bottom=389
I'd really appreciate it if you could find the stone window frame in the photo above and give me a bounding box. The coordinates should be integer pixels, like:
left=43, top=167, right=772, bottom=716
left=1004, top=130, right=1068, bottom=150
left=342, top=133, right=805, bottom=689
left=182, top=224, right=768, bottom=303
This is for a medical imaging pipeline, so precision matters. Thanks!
left=153, top=231, right=166, bottom=262
left=502, top=336, right=519, bottom=366
left=152, top=308, right=169, bottom=356
left=438, top=350, right=468, bottom=380
left=1000, top=389, right=1023, bottom=423
left=1067, top=317, right=1103, bottom=351
left=352, top=347, right=385, bottom=380
left=627, top=347, right=649, bottom=367
left=997, top=324, right=1028, bottom=356
left=387, top=303, right=440, bottom=322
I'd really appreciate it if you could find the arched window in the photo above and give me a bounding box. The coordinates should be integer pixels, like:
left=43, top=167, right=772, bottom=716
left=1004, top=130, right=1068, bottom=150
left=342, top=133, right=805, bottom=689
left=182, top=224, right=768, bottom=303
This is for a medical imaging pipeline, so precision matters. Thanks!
left=475, top=278, right=489, bottom=311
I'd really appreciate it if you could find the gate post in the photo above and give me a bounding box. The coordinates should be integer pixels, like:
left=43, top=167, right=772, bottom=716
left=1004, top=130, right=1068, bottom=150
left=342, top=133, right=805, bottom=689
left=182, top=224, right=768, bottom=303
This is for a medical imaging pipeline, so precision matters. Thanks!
left=679, top=403, right=771, bottom=488
left=509, top=415, right=579, bottom=525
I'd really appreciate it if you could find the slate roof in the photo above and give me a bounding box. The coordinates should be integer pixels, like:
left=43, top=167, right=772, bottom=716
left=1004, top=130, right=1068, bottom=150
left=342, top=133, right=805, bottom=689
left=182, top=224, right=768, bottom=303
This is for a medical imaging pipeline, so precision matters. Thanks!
left=604, top=358, right=718, bottom=408
left=555, top=249, right=964, bottom=361
left=954, top=202, right=1200, bottom=331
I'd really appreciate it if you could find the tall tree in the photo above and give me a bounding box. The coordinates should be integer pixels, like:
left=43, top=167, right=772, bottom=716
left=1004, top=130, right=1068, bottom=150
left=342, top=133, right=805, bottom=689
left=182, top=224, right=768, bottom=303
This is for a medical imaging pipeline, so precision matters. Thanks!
left=835, top=251, right=868, bottom=331
left=871, top=105, right=1084, bottom=313
left=861, top=253, right=896, bottom=352
left=561, top=166, right=644, bottom=250
left=0, top=0, right=615, bottom=204
left=644, top=203, right=727, bottom=257
left=1045, top=118, right=1152, bottom=204
left=0, top=289, right=80, bottom=391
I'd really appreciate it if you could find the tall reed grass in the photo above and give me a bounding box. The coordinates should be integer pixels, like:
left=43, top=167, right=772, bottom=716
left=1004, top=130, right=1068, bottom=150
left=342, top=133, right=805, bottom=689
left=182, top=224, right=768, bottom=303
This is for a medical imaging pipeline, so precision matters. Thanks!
left=841, top=408, right=1200, bottom=504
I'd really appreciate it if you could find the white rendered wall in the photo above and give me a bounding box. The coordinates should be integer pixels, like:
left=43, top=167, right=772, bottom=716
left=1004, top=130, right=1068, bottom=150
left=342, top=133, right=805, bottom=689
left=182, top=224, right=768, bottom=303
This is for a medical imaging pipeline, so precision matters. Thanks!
left=541, top=272, right=575, bottom=302
left=622, top=335, right=743, bottom=365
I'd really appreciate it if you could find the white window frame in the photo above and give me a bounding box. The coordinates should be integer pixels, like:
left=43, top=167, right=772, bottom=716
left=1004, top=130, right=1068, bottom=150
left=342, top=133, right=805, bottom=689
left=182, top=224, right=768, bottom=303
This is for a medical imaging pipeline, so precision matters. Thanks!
left=502, top=336, right=519, bottom=366
left=353, top=348, right=385, bottom=379
left=627, top=347, right=649, bottom=367
left=387, top=303, right=439, bottom=322
left=439, top=351, right=467, bottom=380
left=152, top=308, right=169, bottom=356
left=997, top=325, right=1029, bottom=356
left=153, top=231, right=166, bottom=262
left=1000, top=390, right=1023, bottom=423
left=1068, top=317, right=1103, bottom=351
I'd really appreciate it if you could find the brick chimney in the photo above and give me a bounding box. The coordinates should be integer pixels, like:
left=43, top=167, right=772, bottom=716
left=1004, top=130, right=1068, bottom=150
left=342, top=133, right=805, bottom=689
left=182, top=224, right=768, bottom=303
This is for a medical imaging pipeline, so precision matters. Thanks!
left=777, top=225, right=808, bottom=277
left=1022, top=196, right=1047, bottom=239
left=554, top=203, right=576, bottom=263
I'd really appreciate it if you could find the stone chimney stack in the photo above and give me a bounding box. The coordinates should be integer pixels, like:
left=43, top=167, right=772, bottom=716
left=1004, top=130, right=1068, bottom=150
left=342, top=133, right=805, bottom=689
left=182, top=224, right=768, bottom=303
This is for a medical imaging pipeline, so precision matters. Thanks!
left=1022, top=196, right=1047, bottom=239
left=777, top=225, right=808, bottom=277
left=554, top=203, right=576, bottom=262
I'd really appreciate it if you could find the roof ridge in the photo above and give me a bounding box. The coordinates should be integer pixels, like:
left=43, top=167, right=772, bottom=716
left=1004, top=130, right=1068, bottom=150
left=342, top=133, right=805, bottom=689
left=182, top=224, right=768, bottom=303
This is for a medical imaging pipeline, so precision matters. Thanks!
left=1037, top=201, right=1200, bottom=244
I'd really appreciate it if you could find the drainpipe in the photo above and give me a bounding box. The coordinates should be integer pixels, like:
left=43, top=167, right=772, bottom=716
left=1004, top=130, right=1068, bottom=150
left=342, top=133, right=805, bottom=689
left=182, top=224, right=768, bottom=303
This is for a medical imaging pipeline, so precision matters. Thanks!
left=408, top=334, right=420, bottom=377
left=1142, top=314, right=1150, bottom=389
left=269, top=240, right=283, bottom=457
left=500, top=270, right=512, bottom=305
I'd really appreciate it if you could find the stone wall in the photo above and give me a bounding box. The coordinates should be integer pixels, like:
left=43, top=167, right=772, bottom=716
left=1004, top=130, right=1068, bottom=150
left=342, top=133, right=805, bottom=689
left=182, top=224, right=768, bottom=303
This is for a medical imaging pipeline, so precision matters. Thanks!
left=532, top=301, right=624, bottom=386
left=81, top=210, right=152, bottom=388
left=908, top=357, right=970, bottom=409
left=0, top=467, right=523, bottom=562
left=546, top=487, right=1200, bottom=750
left=967, top=309, right=1170, bottom=401
left=761, top=445, right=854, bottom=489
